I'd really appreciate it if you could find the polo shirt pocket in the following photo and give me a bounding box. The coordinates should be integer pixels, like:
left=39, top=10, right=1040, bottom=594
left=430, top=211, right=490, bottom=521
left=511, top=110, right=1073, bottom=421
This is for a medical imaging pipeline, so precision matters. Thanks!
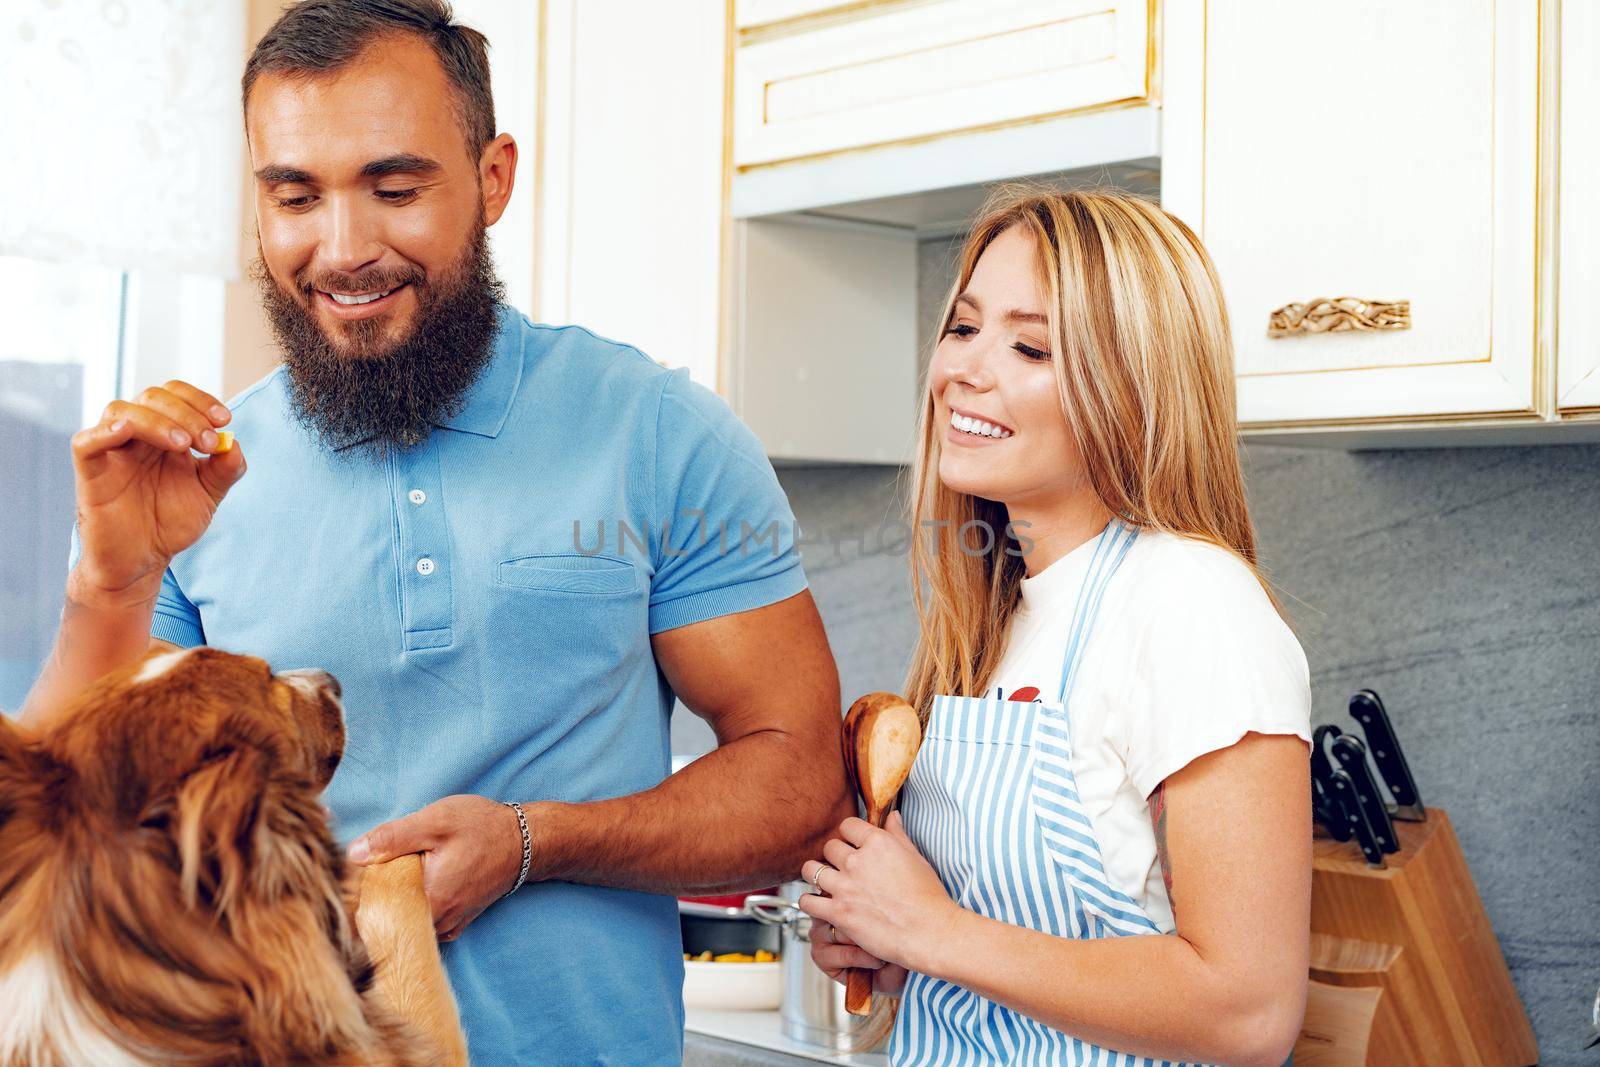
left=495, top=553, right=638, bottom=595
left=483, top=553, right=652, bottom=797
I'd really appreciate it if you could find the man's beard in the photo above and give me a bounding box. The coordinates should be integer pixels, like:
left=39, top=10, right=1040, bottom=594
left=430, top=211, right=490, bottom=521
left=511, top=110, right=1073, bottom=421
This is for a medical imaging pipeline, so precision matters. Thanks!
left=253, top=226, right=506, bottom=460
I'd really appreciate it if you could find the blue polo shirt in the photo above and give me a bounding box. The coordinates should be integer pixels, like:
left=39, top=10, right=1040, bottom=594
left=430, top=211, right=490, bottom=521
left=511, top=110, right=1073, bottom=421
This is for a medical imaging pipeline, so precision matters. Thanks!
left=72, top=305, right=807, bottom=1064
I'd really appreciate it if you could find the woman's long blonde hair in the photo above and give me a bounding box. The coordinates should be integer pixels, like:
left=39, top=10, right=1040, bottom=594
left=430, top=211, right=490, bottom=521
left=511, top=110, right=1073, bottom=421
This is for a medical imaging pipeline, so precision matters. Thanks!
left=901, top=184, right=1274, bottom=720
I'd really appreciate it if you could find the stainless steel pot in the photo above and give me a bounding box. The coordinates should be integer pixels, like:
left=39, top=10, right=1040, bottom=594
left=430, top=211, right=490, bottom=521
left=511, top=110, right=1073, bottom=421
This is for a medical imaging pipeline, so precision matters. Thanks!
left=678, top=898, right=779, bottom=957
left=746, top=882, right=879, bottom=1052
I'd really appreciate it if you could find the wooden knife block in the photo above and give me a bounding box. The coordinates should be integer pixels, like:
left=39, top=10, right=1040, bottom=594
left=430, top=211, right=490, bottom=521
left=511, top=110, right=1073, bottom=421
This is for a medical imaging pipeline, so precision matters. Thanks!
left=1293, top=808, right=1536, bottom=1066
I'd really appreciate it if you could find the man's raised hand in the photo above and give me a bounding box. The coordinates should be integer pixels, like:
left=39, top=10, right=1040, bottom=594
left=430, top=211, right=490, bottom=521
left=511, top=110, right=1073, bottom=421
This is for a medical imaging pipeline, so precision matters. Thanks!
left=69, top=379, right=245, bottom=606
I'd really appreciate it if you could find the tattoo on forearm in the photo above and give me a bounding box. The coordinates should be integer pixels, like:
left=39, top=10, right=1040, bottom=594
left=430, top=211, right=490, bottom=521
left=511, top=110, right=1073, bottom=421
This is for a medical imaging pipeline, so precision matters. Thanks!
left=1150, top=783, right=1174, bottom=914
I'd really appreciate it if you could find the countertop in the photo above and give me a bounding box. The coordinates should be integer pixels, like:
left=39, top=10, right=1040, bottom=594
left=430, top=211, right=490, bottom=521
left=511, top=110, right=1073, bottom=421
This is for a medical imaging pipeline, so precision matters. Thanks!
left=685, top=1009, right=888, bottom=1067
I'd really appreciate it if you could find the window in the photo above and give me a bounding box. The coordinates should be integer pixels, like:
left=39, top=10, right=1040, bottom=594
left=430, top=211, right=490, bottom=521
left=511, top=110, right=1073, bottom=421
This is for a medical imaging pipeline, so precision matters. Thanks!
left=0, top=256, right=124, bottom=708
left=2, top=0, right=243, bottom=711
left=0, top=257, right=224, bottom=710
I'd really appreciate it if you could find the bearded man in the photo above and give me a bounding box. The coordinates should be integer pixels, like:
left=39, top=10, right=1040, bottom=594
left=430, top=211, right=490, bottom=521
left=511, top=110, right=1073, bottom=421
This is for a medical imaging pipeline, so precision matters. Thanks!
left=21, top=1, right=851, bottom=1062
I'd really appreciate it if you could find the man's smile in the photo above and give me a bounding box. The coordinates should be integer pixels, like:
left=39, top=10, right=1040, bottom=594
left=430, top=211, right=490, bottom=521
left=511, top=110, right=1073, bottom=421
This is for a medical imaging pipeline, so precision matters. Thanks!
left=315, top=282, right=412, bottom=320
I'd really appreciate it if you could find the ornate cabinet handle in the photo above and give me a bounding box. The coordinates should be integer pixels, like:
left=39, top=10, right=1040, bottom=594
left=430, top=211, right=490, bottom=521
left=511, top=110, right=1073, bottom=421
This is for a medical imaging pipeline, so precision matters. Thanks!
left=1268, top=297, right=1411, bottom=337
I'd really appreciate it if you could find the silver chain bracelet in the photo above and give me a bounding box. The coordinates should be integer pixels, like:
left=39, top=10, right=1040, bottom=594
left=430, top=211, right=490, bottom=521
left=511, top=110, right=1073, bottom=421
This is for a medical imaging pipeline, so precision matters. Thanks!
left=501, top=801, right=531, bottom=900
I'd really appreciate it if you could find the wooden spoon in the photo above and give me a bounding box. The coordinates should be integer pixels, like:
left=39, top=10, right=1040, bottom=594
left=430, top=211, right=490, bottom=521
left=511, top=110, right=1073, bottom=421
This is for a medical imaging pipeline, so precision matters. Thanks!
left=837, top=691, right=922, bottom=1016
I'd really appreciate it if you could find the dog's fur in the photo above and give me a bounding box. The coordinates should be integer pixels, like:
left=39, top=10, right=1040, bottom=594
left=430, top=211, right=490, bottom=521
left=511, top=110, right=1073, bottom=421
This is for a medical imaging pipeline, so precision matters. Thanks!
left=0, top=647, right=468, bottom=1067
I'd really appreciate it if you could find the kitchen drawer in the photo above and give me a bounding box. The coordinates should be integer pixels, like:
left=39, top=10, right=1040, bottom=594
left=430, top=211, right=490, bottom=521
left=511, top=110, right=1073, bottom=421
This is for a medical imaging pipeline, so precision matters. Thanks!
left=1162, top=0, right=1541, bottom=427
left=733, top=0, right=1151, bottom=169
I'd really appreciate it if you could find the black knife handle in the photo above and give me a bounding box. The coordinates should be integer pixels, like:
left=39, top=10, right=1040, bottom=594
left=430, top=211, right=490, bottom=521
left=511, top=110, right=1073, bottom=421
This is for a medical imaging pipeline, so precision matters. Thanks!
left=1348, top=689, right=1425, bottom=814
left=1311, top=777, right=1343, bottom=839
left=1311, top=724, right=1342, bottom=781
left=1327, top=768, right=1385, bottom=867
left=1310, top=726, right=1352, bottom=842
left=1331, top=735, right=1399, bottom=854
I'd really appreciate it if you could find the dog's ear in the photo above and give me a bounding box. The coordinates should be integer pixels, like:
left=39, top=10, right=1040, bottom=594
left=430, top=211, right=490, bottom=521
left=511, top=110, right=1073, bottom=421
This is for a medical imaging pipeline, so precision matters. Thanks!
left=0, top=714, right=20, bottom=820
left=0, top=714, right=40, bottom=825
left=173, top=745, right=269, bottom=915
left=0, top=711, right=19, bottom=762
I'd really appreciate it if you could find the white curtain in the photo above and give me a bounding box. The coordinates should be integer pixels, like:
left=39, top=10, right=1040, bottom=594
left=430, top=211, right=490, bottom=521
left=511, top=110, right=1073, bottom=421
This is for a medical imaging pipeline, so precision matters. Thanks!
left=1, top=0, right=246, bottom=279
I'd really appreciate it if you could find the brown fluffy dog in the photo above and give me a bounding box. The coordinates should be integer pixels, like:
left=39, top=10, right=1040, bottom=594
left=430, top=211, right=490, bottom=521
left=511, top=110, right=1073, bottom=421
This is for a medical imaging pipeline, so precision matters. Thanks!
left=0, top=646, right=468, bottom=1067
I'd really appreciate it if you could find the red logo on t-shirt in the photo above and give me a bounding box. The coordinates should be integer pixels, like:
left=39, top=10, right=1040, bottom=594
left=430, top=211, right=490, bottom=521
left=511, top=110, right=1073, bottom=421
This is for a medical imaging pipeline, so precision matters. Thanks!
left=1008, top=686, right=1041, bottom=703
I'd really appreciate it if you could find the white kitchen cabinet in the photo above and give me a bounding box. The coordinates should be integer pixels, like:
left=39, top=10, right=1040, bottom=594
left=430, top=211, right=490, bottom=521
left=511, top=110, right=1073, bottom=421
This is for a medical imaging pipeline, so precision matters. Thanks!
left=731, top=219, right=919, bottom=464
left=1162, top=1, right=1544, bottom=430
left=727, top=159, right=1158, bottom=464
left=533, top=0, right=727, bottom=391
left=1558, top=0, right=1600, bottom=415
left=725, top=0, right=1160, bottom=462
left=733, top=0, right=1151, bottom=170
left=450, top=0, right=539, bottom=317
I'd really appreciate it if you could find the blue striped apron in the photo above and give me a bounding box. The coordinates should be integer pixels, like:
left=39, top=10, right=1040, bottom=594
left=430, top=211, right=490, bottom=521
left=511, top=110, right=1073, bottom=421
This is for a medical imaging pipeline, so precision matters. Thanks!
left=890, top=518, right=1211, bottom=1067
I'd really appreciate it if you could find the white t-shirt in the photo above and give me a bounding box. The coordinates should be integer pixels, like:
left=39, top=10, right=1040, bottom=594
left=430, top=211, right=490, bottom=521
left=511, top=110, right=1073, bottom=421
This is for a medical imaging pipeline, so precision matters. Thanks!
left=986, top=526, right=1312, bottom=933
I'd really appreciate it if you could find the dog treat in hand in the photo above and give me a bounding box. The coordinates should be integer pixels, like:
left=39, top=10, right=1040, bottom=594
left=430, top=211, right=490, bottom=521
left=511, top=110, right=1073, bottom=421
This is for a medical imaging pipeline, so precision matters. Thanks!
left=213, top=430, right=234, bottom=452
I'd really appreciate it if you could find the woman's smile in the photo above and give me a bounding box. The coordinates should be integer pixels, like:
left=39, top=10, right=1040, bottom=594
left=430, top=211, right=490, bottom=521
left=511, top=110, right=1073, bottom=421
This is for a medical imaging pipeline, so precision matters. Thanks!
left=945, top=406, right=1014, bottom=447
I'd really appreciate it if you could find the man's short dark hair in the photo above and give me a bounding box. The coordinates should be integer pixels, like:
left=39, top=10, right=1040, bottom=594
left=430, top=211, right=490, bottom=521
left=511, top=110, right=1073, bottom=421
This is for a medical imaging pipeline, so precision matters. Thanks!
left=243, top=0, right=495, bottom=160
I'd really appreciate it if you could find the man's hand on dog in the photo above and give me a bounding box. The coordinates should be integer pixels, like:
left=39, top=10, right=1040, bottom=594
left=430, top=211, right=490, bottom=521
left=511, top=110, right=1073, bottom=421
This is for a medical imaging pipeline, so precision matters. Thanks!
left=347, top=795, right=524, bottom=941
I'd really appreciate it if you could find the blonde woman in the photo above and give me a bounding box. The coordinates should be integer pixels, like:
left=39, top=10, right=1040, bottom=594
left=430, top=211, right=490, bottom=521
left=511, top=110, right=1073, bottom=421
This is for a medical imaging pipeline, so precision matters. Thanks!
left=799, top=188, right=1311, bottom=1067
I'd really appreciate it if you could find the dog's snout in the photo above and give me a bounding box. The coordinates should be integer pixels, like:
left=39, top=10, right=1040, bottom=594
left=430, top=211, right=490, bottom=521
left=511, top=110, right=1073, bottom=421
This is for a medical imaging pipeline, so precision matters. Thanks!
left=276, top=667, right=346, bottom=787
left=280, top=667, right=341, bottom=699
left=314, top=670, right=341, bottom=699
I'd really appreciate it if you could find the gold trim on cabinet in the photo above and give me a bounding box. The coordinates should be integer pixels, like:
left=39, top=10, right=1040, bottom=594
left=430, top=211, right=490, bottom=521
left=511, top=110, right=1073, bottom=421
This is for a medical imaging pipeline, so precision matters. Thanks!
left=735, top=93, right=1152, bottom=173
left=1534, top=0, right=1558, bottom=418
left=759, top=10, right=1118, bottom=126
left=1242, top=407, right=1546, bottom=432
left=530, top=0, right=548, bottom=321
left=1267, top=297, right=1411, bottom=338
left=1145, top=0, right=1158, bottom=104
left=1235, top=354, right=1492, bottom=381
left=1198, top=0, right=1207, bottom=236
left=717, top=0, right=738, bottom=400
left=738, top=0, right=936, bottom=45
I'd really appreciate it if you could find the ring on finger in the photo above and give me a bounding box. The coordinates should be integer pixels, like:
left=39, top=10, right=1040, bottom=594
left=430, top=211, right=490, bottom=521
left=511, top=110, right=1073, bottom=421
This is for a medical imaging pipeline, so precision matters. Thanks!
left=808, top=862, right=834, bottom=892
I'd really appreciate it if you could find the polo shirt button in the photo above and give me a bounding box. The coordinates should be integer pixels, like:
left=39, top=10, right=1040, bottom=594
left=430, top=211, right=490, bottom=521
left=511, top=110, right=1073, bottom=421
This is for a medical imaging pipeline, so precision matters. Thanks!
left=416, top=557, right=435, bottom=576
left=408, top=489, right=427, bottom=505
